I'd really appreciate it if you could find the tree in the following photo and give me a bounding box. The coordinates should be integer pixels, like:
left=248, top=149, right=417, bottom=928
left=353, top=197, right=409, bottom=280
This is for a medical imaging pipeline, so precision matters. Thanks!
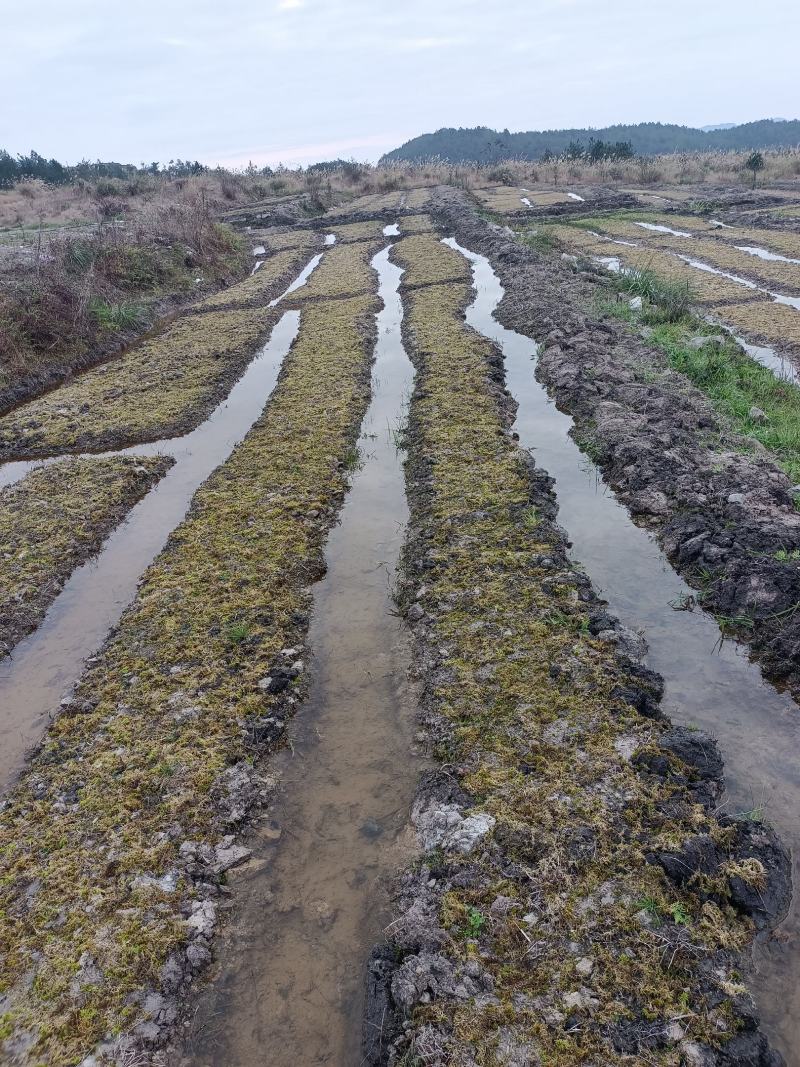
left=745, top=150, right=765, bottom=188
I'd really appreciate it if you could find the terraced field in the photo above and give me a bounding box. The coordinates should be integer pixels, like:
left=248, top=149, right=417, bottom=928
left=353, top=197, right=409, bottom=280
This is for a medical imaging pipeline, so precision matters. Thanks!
left=542, top=208, right=800, bottom=354
left=2, top=189, right=800, bottom=1067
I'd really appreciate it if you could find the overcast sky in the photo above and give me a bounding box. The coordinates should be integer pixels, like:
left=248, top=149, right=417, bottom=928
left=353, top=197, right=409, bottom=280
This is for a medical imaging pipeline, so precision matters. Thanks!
left=3, top=0, right=798, bottom=168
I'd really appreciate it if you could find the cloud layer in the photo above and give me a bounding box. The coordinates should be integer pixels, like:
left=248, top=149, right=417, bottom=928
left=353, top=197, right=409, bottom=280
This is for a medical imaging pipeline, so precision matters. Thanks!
left=3, top=0, right=798, bottom=166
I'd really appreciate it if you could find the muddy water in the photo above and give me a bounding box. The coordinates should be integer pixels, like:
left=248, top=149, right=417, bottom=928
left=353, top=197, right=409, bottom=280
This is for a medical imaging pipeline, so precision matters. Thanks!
left=183, top=243, right=418, bottom=1066
left=737, top=244, right=800, bottom=266
left=446, top=237, right=800, bottom=1064
left=635, top=221, right=694, bottom=237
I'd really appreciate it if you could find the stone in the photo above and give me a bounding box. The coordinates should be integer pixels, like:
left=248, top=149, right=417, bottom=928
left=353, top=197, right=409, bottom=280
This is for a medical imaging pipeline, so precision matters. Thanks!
left=748, top=405, right=768, bottom=423
left=688, top=334, right=726, bottom=349
left=628, top=296, right=642, bottom=310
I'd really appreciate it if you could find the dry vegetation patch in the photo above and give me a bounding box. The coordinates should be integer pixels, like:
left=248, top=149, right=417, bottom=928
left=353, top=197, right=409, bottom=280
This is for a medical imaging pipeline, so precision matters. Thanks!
left=284, top=237, right=384, bottom=303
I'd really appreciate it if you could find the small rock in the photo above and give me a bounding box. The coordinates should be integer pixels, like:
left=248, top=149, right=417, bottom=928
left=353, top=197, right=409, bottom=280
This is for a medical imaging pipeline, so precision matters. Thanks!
left=575, top=957, right=594, bottom=977
left=628, top=296, right=642, bottom=311
left=748, top=405, right=768, bottom=423
left=689, top=334, right=726, bottom=349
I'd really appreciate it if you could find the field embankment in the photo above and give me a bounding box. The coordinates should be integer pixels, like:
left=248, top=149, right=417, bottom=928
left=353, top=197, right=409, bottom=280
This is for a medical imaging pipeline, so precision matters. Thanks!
left=430, top=186, right=800, bottom=699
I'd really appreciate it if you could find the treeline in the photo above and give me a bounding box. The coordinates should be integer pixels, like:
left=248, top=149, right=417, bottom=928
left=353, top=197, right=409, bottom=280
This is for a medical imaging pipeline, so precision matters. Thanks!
left=0, top=151, right=208, bottom=188
left=381, top=119, right=800, bottom=164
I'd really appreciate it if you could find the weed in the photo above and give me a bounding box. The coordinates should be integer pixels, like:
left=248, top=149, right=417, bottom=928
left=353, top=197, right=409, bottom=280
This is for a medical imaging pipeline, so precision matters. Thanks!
left=636, top=896, right=663, bottom=926
left=225, top=621, right=251, bottom=644
left=669, top=902, right=692, bottom=926
left=613, top=265, right=693, bottom=323
left=774, top=548, right=800, bottom=562
left=521, top=228, right=555, bottom=254
left=464, top=907, right=486, bottom=939
left=89, top=298, right=149, bottom=331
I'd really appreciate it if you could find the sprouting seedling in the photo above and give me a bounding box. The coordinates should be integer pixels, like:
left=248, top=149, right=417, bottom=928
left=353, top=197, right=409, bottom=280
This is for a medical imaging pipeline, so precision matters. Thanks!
left=669, top=902, right=691, bottom=926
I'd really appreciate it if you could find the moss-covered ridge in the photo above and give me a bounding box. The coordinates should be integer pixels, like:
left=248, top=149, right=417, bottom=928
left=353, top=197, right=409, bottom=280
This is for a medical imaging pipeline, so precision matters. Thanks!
left=0, top=282, right=381, bottom=1063
left=371, top=235, right=786, bottom=1065
left=0, top=455, right=171, bottom=659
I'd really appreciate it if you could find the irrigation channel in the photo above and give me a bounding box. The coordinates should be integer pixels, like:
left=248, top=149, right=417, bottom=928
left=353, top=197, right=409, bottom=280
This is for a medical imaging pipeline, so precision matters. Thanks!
left=0, top=247, right=329, bottom=788
left=182, top=240, right=419, bottom=1065
left=446, top=237, right=800, bottom=1063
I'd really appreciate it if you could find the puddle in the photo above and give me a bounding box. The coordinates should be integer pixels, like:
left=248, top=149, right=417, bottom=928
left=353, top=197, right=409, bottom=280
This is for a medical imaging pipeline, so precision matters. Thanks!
left=445, top=236, right=800, bottom=1064
left=325, top=233, right=337, bottom=246
left=268, top=244, right=332, bottom=307
left=736, top=244, right=800, bottom=266
left=183, top=242, right=419, bottom=1066
left=0, top=240, right=341, bottom=787
left=710, top=219, right=733, bottom=229
left=587, top=230, right=640, bottom=247
left=520, top=197, right=532, bottom=207
left=383, top=222, right=400, bottom=236
left=733, top=334, right=800, bottom=384
left=250, top=261, right=263, bottom=275
left=635, top=221, right=694, bottom=237
left=252, top=245, right=266, bottom=256
left=567, top=192, right=585, bottom=202
left=594, top=254, right=622, bottom=272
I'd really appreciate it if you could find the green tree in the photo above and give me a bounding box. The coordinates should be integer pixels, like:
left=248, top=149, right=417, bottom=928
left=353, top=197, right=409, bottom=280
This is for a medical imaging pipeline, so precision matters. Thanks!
left=745, top=150, right=765, bottom=188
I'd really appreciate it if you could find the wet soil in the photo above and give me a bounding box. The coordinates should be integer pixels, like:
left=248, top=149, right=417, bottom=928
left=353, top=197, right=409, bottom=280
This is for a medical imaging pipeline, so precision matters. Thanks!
left=450, top=236, right=800, bottom=1063
left=430, top=186, right=800, bottom=702
left=180, top=243, right=419, bottom=1066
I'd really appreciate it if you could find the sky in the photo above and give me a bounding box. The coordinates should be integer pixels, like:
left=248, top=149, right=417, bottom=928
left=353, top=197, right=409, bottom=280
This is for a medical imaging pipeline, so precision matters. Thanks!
left=3, top=0, right=799, bottom=169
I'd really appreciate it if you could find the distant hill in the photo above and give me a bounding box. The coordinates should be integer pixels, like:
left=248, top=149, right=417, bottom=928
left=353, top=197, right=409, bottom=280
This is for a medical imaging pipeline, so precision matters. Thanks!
left=700, top=123, right=738, bottom=132
left=381, top=119, right=800, bottom=164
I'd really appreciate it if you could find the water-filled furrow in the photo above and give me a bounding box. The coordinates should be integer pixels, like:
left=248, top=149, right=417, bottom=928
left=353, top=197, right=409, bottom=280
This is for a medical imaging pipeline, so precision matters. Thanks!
left=445, top=236, right=800, bottom=1063
left=0, top=312, right=300, bottom=788
left=736, top=244, right=800, bottom=265
left=183, top=241, right=418, bottom=1066
left=0, top=239, right=337, bottom=787
left=635, top=221, right=694, bottom=237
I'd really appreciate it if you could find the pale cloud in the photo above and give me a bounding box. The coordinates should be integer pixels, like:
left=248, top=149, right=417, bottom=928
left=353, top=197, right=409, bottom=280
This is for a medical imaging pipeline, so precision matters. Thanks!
left=395, top=35, right=465, bottom=50
left=277, top=0, right=305, bottom=8
left=211, top=133, right=411, bottom=169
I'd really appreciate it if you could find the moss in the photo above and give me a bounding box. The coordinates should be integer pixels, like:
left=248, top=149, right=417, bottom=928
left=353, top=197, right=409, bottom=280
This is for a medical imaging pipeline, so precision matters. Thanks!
left=389, top=236, right=758, bottom=1063
left=0, top=275, right=380, bottom=1061
left=284, top=238, right=383, bottom=303
left=393, top=235, right=471, bottom=289
left=330, top=220, right=389, bottom=243
left=0, top=456, right=171, bottom=656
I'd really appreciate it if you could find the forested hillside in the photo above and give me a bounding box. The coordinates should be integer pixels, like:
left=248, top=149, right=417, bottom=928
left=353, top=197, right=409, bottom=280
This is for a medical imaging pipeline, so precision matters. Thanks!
left=382, top=119, right=800, bottom=163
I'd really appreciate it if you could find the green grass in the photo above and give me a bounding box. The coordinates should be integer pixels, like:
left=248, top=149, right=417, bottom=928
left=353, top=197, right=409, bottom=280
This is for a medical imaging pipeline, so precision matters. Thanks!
left=650, top=323, right=800, bottom=482
left=594, top=283, right=800, bottom=482
left=613, top=265, right=693, bottom=323
left=89, top=298, right=149, bottom=331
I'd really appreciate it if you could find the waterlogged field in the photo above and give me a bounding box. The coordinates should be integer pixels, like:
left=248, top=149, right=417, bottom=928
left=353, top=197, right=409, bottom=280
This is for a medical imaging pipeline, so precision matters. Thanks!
left=1, top=183, right=800, bottom=1067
